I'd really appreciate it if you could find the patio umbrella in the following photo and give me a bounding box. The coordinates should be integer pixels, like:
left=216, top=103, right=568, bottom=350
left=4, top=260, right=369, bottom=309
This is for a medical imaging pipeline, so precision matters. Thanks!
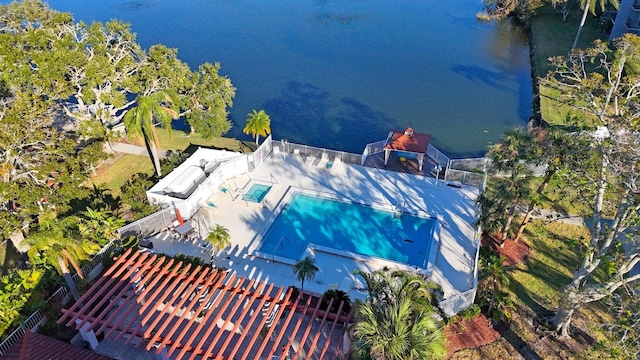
left=175, top=208, right=185, bottom=226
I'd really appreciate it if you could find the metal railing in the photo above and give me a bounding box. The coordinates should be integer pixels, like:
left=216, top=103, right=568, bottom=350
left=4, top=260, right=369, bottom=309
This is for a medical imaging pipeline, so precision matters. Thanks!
left=272, top=140, right=362, bottom=165
left=252, top=135, right=273, bottom=170
left=445, top=157, right=488, bottom=189
left=116, top=207, right=175, bottom=239
left=361, top=140, right=387, bottom=165
left=0, top=310, right=45, bottom=355
left=438, top=287, right=478, bottom=317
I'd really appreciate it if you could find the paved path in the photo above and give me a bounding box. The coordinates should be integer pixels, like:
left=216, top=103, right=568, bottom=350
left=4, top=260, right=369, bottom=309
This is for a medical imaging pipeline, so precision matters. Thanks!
left=521, top=206, right=585, bottom=227
left=108, top=141, right=169, bottom=158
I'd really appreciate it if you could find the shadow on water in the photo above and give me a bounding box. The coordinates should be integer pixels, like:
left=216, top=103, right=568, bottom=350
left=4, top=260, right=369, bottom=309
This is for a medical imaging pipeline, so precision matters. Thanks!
left=451, top=64, right=511, bottom=93
left=262, top=81, right=400, bottom=153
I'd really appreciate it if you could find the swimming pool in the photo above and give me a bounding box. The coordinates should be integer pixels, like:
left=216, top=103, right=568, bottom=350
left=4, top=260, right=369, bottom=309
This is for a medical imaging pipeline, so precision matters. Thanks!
left=257, top=193, right=436, bottom=268
left=242, top=184, right=272, bottom=203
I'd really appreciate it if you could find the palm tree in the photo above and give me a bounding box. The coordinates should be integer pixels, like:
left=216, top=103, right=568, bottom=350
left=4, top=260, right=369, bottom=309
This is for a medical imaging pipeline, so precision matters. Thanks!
left=488, top=128, right=535, bottom=244
left=123, top=91, right=178, bottom=177
left=513, top=127, right=580, bottom=241
left=352, top=268, right=446, bottom=360
left=243, top=109, right=271, bottom=145
left=480, top=254, right=510, bottom=317
left=292, top=256, right=318, bottom=291
left=352, top=298, right=445, bottom=360
left=24, top=211, right=99, bottom=301
left=572, top=0, right=619, bottom=50
left=79, top=207, right=124, bottom=246
left=474, top=190, right=506, bottom=238
left=205, top=224, right=231, bottom=257
left=354, top=268, right=439, bottom=309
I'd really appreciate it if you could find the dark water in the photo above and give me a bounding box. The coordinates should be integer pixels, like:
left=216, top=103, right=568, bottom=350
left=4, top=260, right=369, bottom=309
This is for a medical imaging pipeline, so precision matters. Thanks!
left=46, top=0, right=532, bottom=157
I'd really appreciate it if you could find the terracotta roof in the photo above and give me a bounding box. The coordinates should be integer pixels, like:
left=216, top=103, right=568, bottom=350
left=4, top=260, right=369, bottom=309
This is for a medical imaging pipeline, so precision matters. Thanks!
left=384, top=127, right=431, bottom=154
left=2, top=331, right=114, bottom=360
left=57, top=249, right=353, bottom=360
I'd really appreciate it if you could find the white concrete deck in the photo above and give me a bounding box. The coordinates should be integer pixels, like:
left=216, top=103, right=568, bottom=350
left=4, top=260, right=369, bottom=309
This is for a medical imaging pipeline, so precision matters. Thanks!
left=147, top=153, right=480, bottom=301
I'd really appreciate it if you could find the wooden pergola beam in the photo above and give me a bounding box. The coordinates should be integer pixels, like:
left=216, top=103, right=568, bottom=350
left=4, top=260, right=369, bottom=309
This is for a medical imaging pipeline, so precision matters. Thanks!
left=157, top=269, right=226, bottom=353
left=319, top=300, right=346, bottom=359
left=266, top=293, right=312, bottom=359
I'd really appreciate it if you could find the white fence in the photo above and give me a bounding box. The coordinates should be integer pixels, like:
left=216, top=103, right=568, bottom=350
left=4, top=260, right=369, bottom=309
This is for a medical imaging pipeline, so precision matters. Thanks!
left=439, top=288, right=478, bottom=317
left=361, top=140, right=387, bottom=165
left=116, top=207, right=175, bottom=239
left=446, top=157, right=488, bottom=189
left=427, top=143, right=451, bottom=168
left=273, top=140, right=362, bottom=165
left=0, top=238, right=121, bottom=356
left=0, top=310, right=46, bottom=355
left=252, top=135, right=273, bottom=170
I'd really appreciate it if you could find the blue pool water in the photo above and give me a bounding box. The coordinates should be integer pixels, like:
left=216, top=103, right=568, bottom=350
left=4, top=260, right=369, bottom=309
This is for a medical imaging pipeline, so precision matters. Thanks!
left=242, top=184, right=272, bottom=203
left=259, top=194, right=435, bottom=267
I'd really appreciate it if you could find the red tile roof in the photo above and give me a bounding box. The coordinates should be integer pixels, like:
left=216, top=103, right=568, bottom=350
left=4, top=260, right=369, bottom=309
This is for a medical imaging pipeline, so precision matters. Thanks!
left=384, top=127, right=431, bottom=154
left=2, top=331, right=114, bottom=360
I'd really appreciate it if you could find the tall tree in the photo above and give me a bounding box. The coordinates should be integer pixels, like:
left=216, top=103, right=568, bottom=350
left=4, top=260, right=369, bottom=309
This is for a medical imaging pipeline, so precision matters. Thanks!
left=292, top=256, right=319, bottom=291
left=243, top=109, right=271, bottom=145
left=352, top=268, right=445, bottom=360
left=513, top=127, right=586, bottom=241
left=479, top=253, right=510, bottom=317
left=179, top=62, right=235, bottom=138
left=543, top=34, right=640, bottom=337
left=571, top=0, right=619, bottom=50
left=24, top=211, right=99, bottom=301
left=487, top=128, right=535, bottom=244
left=205, top=224, right=231, bottom=256
left=123, top=91, right=177, bottom=177
left=78, top=207, right=124, bottom=246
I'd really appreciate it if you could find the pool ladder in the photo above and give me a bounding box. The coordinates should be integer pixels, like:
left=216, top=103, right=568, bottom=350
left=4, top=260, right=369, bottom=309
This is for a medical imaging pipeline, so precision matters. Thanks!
left=393, top=201, right=404, bottom=219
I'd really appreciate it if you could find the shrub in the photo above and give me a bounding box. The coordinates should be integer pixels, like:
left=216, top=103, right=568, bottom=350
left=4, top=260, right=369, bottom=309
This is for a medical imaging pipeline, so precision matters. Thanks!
left=321, top=289, right=351, bottom=315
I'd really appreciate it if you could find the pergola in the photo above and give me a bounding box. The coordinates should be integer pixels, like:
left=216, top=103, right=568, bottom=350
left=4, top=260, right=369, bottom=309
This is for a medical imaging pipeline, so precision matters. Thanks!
left=58, top=249, right=353, bottom=360
left=383, top=127, right=432, bottom=171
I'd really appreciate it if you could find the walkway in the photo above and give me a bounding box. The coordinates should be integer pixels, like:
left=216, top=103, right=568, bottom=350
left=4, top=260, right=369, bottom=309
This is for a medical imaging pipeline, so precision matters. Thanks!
left=108, top=141, right=169, bottom=158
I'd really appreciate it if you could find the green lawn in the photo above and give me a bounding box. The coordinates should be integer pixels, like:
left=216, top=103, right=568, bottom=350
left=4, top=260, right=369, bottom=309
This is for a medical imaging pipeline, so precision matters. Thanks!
left=126, top=130, right=256, bottom=154
left=90, top=154, right=155, bottom=196
left=530, top=4, right=608, bottom=125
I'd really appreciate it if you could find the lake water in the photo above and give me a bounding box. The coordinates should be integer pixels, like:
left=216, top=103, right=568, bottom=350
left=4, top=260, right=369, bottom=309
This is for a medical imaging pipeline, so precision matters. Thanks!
left=46, top=0, right=532, bottom=157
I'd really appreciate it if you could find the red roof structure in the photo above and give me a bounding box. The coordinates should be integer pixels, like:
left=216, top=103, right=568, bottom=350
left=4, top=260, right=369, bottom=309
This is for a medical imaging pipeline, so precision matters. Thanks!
left=57, top=249, right=353, bottom=359
left=382, top=127, right=432, bottom=171
left=384, top=127, right=431, bottom=154
left=2, top=331, right=115, bottom=360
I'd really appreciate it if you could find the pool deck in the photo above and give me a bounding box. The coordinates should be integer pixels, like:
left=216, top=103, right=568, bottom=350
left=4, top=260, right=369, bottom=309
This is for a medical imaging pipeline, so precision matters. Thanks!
left=148, top=152, right=480, bottom=302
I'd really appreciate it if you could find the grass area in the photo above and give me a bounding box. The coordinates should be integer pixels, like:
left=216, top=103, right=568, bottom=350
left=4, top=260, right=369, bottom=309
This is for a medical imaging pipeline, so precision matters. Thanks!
left=511, top=220, right=589, bottom=312
left=530, top=4, right=609, bottom=125
left=530, top=4, right=608, bottom=76
left=90, top=154, right=155, bottom=196
left=454, top=219, right=620, bottom=358
left=125, top=129, right=256, bottom=154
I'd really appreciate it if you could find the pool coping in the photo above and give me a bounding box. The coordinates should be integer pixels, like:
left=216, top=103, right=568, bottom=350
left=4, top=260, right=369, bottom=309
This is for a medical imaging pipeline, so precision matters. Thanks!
left=248, top=186, right=442, bottom=275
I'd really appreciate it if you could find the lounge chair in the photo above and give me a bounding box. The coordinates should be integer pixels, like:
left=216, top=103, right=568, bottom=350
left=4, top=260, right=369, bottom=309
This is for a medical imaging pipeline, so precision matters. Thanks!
left=272, top=145, right=282, bottom=160
left=331, top=157, right=343, bottom=173
left=293, top=148, right=303, bottom=163
left=316, top=152, right=329, bottom=169
left=307, top=156, right=321, bottom=167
